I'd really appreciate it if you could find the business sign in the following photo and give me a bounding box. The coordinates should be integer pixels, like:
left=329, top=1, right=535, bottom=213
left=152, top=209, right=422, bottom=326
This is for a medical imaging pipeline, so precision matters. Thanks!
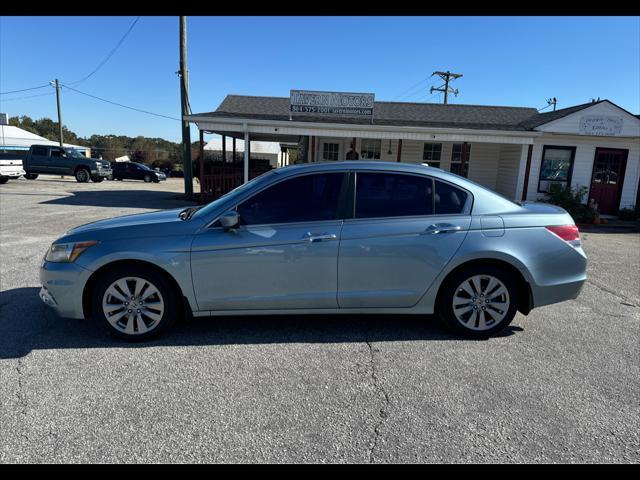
left=579, top=115, right=623, bottom=136
left=290, top=90, right=375, bottom=118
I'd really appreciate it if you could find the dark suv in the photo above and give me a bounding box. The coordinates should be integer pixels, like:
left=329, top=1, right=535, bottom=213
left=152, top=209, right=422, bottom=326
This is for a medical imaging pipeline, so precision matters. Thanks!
left=110, top=162, right=167, bottom=183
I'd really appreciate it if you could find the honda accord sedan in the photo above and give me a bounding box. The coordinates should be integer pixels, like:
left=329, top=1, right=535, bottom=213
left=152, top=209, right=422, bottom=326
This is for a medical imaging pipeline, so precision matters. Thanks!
left=40, top=161, right=587, bottom=340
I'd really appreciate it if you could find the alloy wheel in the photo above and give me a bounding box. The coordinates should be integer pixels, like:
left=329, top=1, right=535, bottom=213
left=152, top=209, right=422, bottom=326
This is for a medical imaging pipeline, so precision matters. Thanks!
left=452, top=274, right=510, bottom=331
left=102, top=276, right=165, bottom=335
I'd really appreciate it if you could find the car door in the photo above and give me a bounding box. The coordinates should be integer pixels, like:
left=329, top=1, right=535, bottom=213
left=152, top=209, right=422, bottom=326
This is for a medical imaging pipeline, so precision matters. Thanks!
left=338, top=172, right=471, bottom=308
left=28, top=146, right=50, bottom=173
left=190, top=171, right=348, bottom=311
left=48, top=147, right=69, bottom=174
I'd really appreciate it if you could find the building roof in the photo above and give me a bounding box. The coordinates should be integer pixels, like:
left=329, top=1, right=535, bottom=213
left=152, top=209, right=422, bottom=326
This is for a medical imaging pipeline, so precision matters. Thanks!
left=517, top=99, right=609, bottom=129
left=192, top=95, right=540, bottom=131
left=0, top=124, right=86, bottom=150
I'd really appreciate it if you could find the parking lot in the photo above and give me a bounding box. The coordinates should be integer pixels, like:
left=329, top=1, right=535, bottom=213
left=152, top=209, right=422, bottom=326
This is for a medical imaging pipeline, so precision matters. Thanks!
left=0, top=175, right=638, bottom=463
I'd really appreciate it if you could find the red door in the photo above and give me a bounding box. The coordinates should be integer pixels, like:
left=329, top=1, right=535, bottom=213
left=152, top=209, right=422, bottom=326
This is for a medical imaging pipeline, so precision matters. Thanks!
left=589, top=148, right=628, bottom=215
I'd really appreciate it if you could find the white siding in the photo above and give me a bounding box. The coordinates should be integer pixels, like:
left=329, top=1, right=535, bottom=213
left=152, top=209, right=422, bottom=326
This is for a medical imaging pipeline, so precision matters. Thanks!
left=535, top=101, right=640, bottom=138
left=495, top=144, right=522, bottom=199
left=525, top=134, right=640, bottom=210
left=467, top=143, right=500, bottom=191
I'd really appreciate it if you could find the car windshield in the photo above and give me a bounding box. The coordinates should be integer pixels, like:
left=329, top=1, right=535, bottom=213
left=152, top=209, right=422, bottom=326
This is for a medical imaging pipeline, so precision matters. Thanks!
left=64, top=148, right=86, bottom=159
left=190, top=170, right=279, bottom=221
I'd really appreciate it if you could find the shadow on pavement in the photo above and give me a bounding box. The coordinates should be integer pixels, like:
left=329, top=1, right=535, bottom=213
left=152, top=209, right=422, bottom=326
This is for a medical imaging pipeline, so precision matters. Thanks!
left=36, top=189, right=197, bottom=209
left=0, top=287, right=523, bottom=359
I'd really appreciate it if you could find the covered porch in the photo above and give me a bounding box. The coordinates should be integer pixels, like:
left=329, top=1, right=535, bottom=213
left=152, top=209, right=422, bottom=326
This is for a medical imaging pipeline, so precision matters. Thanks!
left=189, top=117, right=539, bottom=203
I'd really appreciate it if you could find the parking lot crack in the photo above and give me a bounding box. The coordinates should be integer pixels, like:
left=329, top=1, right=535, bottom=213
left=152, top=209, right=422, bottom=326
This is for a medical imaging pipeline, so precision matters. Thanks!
left=365, top=341, right=390, bottom=464
left=15, top=357, right=30, bottom=444
left=586, top=279, right=639, bottom=308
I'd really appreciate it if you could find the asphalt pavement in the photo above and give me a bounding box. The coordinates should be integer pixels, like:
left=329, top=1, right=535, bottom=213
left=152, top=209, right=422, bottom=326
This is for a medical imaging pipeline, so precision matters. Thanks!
left=1, top=176, right=638, bottom=463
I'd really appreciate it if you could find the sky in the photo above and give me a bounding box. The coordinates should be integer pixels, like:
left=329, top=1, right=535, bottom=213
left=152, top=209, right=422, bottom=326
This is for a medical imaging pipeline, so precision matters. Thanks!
left=1, top=16, right=639, bottom=143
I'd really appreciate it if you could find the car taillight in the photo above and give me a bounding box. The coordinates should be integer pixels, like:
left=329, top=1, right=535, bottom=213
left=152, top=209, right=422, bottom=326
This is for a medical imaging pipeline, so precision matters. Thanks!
left=546, top=225, right=581, bottom=246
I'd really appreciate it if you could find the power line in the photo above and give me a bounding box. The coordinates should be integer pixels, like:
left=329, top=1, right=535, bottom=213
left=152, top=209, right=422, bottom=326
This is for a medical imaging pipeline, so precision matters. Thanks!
left=0, top=84, right=51, bottom=95
left=393, top=77, right=431, bottom=101
left=61, top=84, right=181, bottom=121
left=0, top=91, right=55, bottom=102
left=65, top=16, right=142, bottom=86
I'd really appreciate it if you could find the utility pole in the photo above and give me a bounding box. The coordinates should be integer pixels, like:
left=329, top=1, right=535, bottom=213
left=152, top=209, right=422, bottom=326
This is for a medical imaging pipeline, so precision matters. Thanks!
left=179, top=16, right=193, bottom=200
left=51, top=79, right=63, bottom=147
left=547, top=97, right=557, bottom=111
left=430, top=70, right=463, bottom=104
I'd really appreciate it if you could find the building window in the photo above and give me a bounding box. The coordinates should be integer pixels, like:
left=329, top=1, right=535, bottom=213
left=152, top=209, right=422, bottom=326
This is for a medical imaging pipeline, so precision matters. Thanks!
left=450, top=143, right=470, bottom=177
left=322, top=143, right=340, bottom=161
left=422, top=143, right=442, bottom=168
left=360, top=139, right=381, bottom=160
left=537, top=146, right=576, bottom=193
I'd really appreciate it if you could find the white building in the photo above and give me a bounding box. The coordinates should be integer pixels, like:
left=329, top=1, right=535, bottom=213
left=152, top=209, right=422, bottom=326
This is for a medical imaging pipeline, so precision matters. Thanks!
left=204, top=137, right=281, bottom=168
left=0, top=122, right=91, bottom=157
left=186, top=93, right=640, bottom=215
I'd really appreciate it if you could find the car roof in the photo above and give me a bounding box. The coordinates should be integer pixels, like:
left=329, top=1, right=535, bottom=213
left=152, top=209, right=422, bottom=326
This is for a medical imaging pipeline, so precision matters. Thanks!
left=272, top=161, right=523, bottom=215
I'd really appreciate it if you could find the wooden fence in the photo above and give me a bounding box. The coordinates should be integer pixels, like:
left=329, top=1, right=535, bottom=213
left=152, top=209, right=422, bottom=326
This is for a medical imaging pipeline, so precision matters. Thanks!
left=199, top=163, right=272, bottom=203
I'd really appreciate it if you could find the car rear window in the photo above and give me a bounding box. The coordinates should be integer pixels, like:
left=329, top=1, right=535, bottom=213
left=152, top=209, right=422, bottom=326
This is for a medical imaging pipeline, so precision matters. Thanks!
left=355, top=172, right=434, bottom=218
left=435, top=180, right=468, bottom=214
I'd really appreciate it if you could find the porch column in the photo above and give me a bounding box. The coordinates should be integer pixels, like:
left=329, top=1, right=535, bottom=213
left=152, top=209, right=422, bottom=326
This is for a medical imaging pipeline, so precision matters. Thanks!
left=222, top=135, right=226, bottom=163
left=461, top=142, right=470, bottom=177
left=518, top=144, right=534, bottom=201
left=199, top=130, right=204, bottom=196
left=232, top=137, right=236, bottom=163
left=243, top=128, right=249, bottom=184
left=396, top=139, right=402, bottom=162
left=311, top=136, right=316, bottom=162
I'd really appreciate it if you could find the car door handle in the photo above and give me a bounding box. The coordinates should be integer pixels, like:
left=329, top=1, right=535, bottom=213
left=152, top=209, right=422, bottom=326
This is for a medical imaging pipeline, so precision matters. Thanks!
left=303, top=232, right=337, bottom=243
left=423, top=223, right=462, bottom=235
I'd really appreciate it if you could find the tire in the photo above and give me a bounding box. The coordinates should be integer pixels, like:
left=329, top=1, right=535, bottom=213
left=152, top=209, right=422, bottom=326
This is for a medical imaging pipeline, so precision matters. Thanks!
left=437, top=265, right=517, bottom=338
left=24, top=173, right=39, bottom=180
left=75, top=168, right=90, bottom=183
left=143, top=174, right=152, bottom=183
left=0, top=177, right=8, bottom=184
left=92, top=265, right=179, bottom=341
left=91, top=176, right=105, bottom=183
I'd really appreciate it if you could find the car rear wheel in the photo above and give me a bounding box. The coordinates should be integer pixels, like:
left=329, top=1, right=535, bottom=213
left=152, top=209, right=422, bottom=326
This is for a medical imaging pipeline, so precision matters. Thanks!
left=437, top=265, right=517, bottom=338
left=24, top=173, right=39, bottom=180
left=75, top=168, right=90, bottom=183
left=91, top=176, right=105, bottom=183
left=92, top=266, right=178, bottom=341
left=143, top=174, right=152, bottom=183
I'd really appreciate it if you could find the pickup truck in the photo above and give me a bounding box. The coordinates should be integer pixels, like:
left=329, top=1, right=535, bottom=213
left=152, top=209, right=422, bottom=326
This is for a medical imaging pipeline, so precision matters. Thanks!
left=0, top=144, right=112, bottom=183
left=0, top=156, right=26, bottom=184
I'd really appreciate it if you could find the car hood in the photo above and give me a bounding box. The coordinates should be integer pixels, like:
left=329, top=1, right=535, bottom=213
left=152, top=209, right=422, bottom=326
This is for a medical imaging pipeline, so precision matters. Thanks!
left=65, top=208, right=198, bottom=237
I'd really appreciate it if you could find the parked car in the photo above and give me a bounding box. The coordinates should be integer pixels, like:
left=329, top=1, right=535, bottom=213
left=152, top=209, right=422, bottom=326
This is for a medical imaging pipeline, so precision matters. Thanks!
left=39, top=161, right=587, bottom=340
left=0, top=145, right=112, bottom=183
left=0, top=155, right=26, bottom=184
left=111, top=161, right=167, bottom=183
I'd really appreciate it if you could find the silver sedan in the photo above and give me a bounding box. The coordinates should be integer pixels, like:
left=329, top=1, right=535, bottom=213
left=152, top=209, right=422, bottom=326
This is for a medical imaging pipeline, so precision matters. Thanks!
left=40, top=161, right=587, bottom=340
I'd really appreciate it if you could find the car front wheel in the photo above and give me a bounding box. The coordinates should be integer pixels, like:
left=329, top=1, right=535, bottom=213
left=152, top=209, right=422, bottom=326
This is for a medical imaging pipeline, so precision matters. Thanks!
left=75, top=168, right=90, bottom=183
left=437, top=265, right=517, bottom=338
left=92, top=266, right=178, bottom=340
left=143, top=174, right=152, bottom=183
left=91, top=176, right=105, bottom=183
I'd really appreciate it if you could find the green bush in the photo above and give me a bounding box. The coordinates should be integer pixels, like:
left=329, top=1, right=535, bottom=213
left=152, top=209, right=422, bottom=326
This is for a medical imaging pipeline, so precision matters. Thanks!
left=618, top=206, right=640, bottom=221
left=543, top=185, right=595, bottom=224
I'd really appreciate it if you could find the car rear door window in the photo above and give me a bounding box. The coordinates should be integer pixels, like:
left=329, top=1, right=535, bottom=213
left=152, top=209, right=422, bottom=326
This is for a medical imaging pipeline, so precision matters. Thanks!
left=237, top=173, right=344, bottom=225
left=32, top=147, right=47, bottom=156
left=355, top=172, right=434, bottom=218
left=434, top=180, right=468, bottom=214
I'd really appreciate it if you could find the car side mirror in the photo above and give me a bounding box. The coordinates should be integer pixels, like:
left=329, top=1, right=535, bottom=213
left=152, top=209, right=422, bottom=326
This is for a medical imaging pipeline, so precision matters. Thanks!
left=219, top=210, right=240, bottom=229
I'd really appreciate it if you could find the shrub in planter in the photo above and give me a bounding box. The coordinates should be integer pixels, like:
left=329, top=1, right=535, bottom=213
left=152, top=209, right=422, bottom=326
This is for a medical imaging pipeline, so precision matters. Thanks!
left=542, top=185, right=595, bottom=224
left=618, top=206, right=640, bottom=221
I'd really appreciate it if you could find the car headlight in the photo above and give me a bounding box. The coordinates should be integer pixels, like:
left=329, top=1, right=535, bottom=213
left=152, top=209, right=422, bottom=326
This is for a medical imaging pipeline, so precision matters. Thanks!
left=45, top=241, right=99, bottom=263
